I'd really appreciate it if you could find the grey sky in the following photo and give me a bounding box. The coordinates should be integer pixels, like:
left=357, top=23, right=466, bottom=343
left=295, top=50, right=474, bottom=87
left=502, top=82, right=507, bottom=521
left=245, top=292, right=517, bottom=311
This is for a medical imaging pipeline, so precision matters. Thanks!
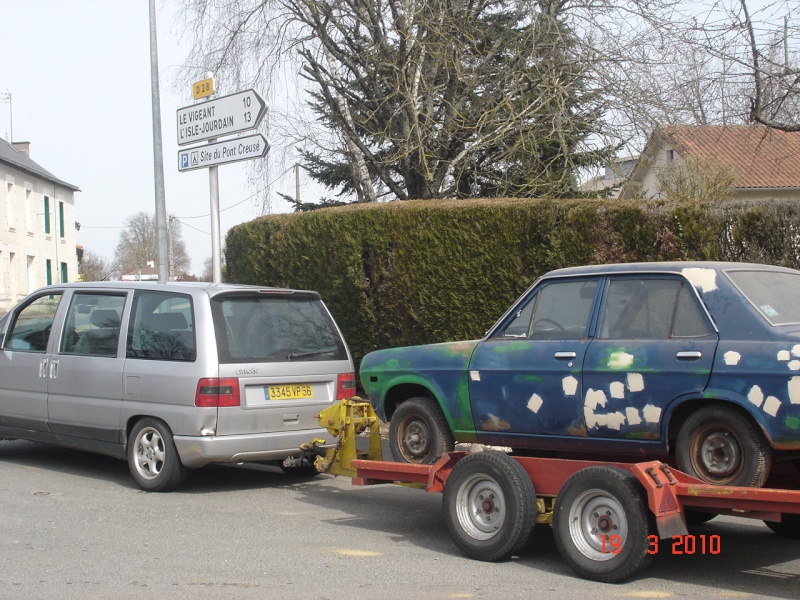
left=0, top=0, right=303, bottom=276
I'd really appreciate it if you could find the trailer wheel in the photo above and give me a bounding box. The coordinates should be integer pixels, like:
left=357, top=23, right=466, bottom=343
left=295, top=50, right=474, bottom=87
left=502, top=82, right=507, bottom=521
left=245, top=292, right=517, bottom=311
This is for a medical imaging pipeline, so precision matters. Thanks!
left=553, top=466, right=653, bottom=583
left=765, top=514, right=800, bottom=539
left=675, top=405, right=770, bottom=487
left=443, top=452, right=536, bottom=562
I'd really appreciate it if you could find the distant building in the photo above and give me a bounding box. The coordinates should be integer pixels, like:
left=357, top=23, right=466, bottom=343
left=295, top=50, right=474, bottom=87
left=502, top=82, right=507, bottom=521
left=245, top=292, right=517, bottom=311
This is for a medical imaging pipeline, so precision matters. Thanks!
left=580, top=156, right=638, bottom=198
left=121, top=261, right=159, bottom=282
left=0, top=138, right=80, bottom=314
left=619, top=125, right=800, bottom=201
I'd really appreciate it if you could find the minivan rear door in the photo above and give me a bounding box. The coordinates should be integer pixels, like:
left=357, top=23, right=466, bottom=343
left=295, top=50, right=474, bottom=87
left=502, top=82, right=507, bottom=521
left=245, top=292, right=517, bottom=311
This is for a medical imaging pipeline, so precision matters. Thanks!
left=211, top=291, right=352, bottom=437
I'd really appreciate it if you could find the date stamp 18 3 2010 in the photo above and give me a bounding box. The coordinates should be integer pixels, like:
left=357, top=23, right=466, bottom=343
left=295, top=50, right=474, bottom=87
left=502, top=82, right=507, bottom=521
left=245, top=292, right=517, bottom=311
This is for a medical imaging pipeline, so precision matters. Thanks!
left=601, top=534, right=722, bottom=555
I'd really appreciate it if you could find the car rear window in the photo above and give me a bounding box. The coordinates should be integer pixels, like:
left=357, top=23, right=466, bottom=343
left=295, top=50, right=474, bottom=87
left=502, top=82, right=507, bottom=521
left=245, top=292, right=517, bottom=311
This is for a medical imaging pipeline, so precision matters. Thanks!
left=212, top=294, right=347, bottom=364
left=727, top=269, right=800, bottom=325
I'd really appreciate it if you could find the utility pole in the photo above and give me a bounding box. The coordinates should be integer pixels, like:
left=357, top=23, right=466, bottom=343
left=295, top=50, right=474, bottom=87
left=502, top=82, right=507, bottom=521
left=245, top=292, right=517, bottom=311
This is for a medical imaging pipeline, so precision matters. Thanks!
left=148, top=0, right=170, bottom=284
left=0, top=92, right=12, bottom=141
left=295, top=163, right=301, bottom=210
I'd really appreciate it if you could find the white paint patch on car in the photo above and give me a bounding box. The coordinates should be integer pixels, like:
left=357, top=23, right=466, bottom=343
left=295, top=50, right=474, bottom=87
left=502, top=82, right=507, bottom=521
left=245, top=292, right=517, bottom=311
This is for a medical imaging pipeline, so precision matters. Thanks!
left=562, top=376, right=578, bottom=396
left=605, top=411, right=626, bottom=430
left=793, top=344, right=800, bottom=358
left=789, top=376, right=800, bottom=404
left=682, top=267, right=718, bottom=293
left=584, top=388, right=608, bottom=410
left=763, top=396, right=781, bottom=417
left=778, top=350, right=791, bottom=361
left=723, top=351, right=741, bottom=366
left=642, top=404, right=662, bottom=423
left=608, top=350, right=634, bottom=369
left=789, top=361, right=800, bottom=371
left=610, top=381, right=625, bottom=399
left=626, top=407, right=642, bottom=426
left=627, top=373, right=645, bottom=392
left=527, top=393, right=544, bottom=414
left=748, top=385, right=765, bottom=408
left=469, top=370, right=480, bottom=381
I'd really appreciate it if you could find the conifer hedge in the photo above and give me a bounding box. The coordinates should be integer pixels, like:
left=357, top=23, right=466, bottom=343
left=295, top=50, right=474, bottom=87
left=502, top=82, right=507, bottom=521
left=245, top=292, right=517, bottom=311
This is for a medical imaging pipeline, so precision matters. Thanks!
left=225, top=198, right=800, bottom=367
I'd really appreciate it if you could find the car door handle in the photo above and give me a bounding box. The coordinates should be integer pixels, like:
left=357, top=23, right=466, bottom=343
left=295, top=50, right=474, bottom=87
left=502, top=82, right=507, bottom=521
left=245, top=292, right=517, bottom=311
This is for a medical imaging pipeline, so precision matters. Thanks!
left=49, top=359, right=59, bottom=379
left=39, top=358, right=49, bottom=379
left=554, top=351, right=577, bottom=360
left=676, top=351, right=702, bottom=360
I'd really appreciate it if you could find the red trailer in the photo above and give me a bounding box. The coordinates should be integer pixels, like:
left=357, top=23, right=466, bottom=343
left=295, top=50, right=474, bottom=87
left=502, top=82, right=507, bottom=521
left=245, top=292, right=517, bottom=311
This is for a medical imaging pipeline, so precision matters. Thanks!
left=307, top=400, right=800, bottom=583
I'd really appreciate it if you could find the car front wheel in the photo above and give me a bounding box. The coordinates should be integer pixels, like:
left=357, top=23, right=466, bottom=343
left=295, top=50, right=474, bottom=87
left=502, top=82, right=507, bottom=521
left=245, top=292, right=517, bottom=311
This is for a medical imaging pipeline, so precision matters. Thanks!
left=389, top=397, right=455, bottom=464
left=128, top=418, right=188, bottom=492
left=675, top=406, right=770, bottom=487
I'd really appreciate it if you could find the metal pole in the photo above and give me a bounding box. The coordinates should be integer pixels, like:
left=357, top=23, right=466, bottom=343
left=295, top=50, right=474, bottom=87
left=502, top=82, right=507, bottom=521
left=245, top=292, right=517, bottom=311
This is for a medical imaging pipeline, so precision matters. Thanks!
left=209, top=162, right=222, bottom=283
left=295, top=163, right=301, bottom=210
left=148, top=0, right=170, bottom=284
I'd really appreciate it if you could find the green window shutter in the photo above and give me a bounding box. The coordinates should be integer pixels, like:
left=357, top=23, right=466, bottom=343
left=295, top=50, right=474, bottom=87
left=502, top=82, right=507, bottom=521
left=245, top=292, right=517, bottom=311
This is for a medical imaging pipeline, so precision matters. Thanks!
left=43, top=196, right=50, bottom=233
left=46, top=259, right=52, bottom=286
left=60, top=262, right=68, bottom=283
left=58, top=202, right=65, bottom=237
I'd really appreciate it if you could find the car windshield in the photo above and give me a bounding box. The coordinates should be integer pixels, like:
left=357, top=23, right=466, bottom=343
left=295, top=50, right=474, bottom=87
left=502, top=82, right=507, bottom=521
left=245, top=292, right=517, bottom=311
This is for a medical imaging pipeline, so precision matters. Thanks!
left=212, top=294, right=347, bottom=363
left=727, top=269, right=800, bottom=325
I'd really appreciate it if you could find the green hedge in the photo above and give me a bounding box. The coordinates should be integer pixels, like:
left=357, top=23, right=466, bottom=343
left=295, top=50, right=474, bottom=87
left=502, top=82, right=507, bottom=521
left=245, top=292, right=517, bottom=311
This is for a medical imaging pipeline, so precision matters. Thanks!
left=225, top=198, right=800, bottom=367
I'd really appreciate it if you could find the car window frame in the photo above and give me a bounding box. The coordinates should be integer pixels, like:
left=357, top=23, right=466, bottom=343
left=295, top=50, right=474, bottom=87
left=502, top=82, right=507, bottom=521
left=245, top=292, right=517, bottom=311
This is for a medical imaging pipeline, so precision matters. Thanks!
left=2, top=290, right=65, bottom=353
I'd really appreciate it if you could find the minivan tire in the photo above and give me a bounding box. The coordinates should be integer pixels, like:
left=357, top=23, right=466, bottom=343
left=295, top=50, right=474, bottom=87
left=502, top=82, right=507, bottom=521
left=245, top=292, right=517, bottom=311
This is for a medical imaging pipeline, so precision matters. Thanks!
left=128, top=418, right=188, bottom=492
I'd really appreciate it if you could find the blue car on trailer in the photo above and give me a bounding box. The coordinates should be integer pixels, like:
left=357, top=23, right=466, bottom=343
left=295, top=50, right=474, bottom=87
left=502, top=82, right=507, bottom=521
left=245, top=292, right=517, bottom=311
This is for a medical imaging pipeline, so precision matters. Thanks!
left=361, top=261, right=800, bottom=487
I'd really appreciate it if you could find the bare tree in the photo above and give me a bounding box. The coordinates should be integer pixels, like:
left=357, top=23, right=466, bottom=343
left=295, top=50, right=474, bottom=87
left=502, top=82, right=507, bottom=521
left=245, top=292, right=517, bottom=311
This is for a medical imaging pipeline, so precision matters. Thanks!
left=114, top=212, right=191, bottom=275
left=78, top=249, right=117, bottom=282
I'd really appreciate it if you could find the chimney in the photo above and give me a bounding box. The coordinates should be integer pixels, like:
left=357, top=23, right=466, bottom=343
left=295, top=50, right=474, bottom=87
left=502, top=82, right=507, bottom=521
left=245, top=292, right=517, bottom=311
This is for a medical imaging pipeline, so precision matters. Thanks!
left=12, top=141, right=30, bottom=157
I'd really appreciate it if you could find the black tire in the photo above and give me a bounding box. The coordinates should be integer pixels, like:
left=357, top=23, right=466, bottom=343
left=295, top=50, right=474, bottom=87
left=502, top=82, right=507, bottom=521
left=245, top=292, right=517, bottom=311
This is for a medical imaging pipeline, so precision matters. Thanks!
left=675, top=405, right=771, bottom=487
left=765, top=514, right=800, bottom=539
left=443, top=452, right=537, bottom=562
left=128, top=418, right=188, bottom=492
left=389, top=397, right=455, bottom=464
left=553, top=466, right=653, bottom=584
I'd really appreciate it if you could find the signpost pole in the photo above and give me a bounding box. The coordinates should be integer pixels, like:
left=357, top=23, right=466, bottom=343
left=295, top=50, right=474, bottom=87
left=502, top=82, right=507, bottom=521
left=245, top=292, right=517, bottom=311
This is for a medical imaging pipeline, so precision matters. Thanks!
left=209, top=158, right=222, bottom=284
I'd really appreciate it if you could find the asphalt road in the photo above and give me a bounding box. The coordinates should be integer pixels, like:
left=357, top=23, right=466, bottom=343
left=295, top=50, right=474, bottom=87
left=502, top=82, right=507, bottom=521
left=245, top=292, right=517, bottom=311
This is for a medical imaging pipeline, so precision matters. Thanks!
left=1, top=440, right=799, bottom=599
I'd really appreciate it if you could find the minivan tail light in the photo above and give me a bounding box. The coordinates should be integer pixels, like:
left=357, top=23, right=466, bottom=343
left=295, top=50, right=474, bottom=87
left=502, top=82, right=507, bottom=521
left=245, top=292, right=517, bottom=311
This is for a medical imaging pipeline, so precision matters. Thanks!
left=196, top=378, right=241, bottom=407
left=336, top=372, right=356, bottom=400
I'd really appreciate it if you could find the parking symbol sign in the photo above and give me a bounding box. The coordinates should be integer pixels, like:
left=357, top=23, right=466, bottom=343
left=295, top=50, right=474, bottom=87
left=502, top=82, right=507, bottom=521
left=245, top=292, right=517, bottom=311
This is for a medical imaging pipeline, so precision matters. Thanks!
left=180, top=153, right=189, bottom=169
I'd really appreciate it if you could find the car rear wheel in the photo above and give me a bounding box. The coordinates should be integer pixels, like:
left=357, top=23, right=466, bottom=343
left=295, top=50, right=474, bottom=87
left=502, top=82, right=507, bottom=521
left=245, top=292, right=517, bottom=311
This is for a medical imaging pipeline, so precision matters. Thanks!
left=675, top=405, right=770, bottom=487
left=389, top=397, right=455, bottom=464
left=128, top=418, right=188, bottom=492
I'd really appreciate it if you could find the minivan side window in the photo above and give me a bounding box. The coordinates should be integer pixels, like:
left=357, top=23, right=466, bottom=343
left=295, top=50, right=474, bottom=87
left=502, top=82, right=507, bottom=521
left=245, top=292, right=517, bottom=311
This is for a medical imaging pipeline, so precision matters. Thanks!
left=3, top=293, right=62, bottom=352
left=126, top=291, right=196, bottom=361
left=60, top=293, right=126, bottom=357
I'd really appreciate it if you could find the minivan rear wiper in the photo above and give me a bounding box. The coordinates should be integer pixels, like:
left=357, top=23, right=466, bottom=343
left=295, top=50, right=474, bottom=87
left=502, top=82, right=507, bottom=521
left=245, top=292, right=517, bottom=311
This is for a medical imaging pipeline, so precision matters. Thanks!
left=287, top=349, right=335, bottom=360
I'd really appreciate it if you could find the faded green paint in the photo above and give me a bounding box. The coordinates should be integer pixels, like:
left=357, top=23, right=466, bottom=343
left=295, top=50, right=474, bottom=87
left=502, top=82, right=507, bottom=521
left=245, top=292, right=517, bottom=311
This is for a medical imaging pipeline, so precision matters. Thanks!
left=785, top=414, right=800, bottom=430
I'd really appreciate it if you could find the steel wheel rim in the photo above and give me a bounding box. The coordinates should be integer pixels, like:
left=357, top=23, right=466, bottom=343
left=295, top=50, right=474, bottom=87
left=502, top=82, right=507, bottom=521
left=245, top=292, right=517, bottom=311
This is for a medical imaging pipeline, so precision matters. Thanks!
left=691, top=425, right=742, bottom=483
left=567, top=488, right=628, bottom=562
left=455, top=473, right=506, bottom=541
left=134, top=427, right=166, bottom=481
left=399, top=414, right=431, bottom=462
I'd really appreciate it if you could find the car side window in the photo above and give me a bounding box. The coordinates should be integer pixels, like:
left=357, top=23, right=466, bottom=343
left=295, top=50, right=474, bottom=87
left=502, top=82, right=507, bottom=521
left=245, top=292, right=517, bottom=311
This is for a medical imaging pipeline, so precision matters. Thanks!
left=126, top=291, right=196, bottom=361
left=3, top=293, right=63, bottom=352
left=60, top=293, right=126, bottom=357
left=599, top=278, right=711, bottom=339
left=498, top=279, right=598, bottom=340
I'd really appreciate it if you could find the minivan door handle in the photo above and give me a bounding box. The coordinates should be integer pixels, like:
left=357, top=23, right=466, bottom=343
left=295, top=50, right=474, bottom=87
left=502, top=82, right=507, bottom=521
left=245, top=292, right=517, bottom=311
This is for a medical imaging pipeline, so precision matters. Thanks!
left=554, top=351, right=577, bottom=360
left=39, top=358, right=49, bottom=379
left=676, top=351, right=702, bottom=360
left=49, top=359, right=59, bottom=379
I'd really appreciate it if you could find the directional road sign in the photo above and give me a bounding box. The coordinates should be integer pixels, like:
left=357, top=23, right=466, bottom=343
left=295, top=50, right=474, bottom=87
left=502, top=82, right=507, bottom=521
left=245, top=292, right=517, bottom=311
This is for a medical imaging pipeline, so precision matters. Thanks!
left=178, top=133, right=270, bottom=172
left=176, top=89, right=267, bottom=146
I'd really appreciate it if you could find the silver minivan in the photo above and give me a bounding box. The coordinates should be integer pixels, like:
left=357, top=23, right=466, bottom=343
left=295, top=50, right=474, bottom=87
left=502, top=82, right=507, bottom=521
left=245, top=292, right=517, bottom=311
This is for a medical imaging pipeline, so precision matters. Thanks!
left=0, top=282, right=355, bottom=491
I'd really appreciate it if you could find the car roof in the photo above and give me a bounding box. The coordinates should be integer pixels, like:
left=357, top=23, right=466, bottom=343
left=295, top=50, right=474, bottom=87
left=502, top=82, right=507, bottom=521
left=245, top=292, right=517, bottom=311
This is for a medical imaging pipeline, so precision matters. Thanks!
left=541, top=261, right=798, bottom=279
left=29, top=281, right=321, bottom=300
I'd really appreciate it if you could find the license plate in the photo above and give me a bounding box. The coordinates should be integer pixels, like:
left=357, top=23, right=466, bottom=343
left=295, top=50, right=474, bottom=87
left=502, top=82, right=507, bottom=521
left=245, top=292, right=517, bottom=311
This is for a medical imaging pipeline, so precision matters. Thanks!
left=266, top=384, right=314, bottom=400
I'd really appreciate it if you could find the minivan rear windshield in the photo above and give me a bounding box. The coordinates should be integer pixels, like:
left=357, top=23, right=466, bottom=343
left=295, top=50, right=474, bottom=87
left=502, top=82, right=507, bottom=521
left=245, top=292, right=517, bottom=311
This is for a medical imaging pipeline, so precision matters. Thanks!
left=727, top=269, right=800, bottom=326
left=211, top=294, right=347, bottom=363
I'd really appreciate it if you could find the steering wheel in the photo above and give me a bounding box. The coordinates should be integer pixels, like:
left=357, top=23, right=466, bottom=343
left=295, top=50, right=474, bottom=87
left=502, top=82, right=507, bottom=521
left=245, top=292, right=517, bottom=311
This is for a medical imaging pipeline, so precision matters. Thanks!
left=533, top=318, right=567, bottom=334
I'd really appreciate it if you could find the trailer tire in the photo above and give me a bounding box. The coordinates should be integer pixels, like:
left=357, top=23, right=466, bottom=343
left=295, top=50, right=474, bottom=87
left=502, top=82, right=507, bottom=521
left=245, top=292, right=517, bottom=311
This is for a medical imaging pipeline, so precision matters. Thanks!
left=765, top=515, right=800, bottom=539
left=389, top=397, right=455, bottom=464
left=676, top=405, right=770, bottom=487
left=443, top=452, right=536, bottom=562
left=553, top=466, right=653, bottom=583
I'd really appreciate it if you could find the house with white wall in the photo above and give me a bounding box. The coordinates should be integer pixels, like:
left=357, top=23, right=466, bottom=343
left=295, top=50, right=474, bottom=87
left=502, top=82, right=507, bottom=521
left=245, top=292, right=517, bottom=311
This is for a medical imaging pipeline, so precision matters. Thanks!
left=0, top=138, right=80, bottom=314
left=619, top=125, right=800, bottom=201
